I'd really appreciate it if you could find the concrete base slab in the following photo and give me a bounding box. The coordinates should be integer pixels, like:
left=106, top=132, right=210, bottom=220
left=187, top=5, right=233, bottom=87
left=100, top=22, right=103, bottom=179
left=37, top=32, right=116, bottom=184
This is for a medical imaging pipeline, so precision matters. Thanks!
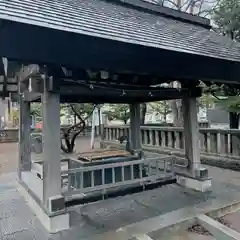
left=18, top=181, right=69, bottom=233
left=176, top=175, right=212, bottom=192
left=21, top=171, right=43, bottom=200
left=2, top=160, right=240, bottom=239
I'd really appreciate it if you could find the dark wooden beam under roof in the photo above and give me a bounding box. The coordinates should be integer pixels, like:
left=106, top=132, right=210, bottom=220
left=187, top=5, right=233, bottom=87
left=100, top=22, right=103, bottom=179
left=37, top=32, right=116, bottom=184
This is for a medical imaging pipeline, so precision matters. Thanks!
left=23, top=79, right=202, bottom=103
left=3, top=60, right=240, bottom=102
left=57, top=86, right=202, bottom=104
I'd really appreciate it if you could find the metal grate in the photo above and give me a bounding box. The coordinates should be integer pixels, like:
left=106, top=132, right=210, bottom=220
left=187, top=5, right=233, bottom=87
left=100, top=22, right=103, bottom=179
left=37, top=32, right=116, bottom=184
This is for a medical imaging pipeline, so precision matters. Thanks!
left=62, top=155, right=174, bottom=201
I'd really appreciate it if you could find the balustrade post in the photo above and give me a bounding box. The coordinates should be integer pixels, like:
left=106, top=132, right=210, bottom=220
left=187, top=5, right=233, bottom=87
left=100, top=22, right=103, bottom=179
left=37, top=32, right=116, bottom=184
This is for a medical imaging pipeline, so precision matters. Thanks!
left=107, top=128, right=109, bottom=140
left=108, top=128, right=110, bottom=140
left=116, top=128, right=120, bottom=140
left=222, top=133, right=228, bottom=155
left=167, top=131, right=173, bottom=148
left=149, top=130, right=154, bottom=146
left=231, top=132, right=240, bottom=156
left=227, top=133, right=231, bottom=154
left=216, top=133, right=222, bottom=154
left=180, top=132, right=185, bottom=149
left=210, top=132, right=218, bottom=154
left=106, top=128, right=108, bottom=140
left=175, top=131, right=180, bottom=149
left=111, top=128, right=114, bottom=139
left=161, top=131, right=166, bottom=148
left=206, top=132, right=211, bottom=153
left=123, top=128, right=127, bottom=138
left=144, top=130, right=148, bottom=145
left=199, top=131, right=205, bottom=152
left=155, top=130, right=159, bottom=146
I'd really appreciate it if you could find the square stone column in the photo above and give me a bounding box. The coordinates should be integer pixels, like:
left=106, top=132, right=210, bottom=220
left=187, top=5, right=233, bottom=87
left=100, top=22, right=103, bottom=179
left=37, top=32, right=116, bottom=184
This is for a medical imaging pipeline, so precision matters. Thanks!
left=42, top=83, right=64, bottom=212
left=182, top=97, right=201, bottom=174
left=176, top=97, right=211, bottom=192
left=129, top=103, right=142, bottom=156
left=18, top=94, right=31, bottom=178
left=19, top=80, right=69, bottom=233
left=18, top=75, right=69, bottom=233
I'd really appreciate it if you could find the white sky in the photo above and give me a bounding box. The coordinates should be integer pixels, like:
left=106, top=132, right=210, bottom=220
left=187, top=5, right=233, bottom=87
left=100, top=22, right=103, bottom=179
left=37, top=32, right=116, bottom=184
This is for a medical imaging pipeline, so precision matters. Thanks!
left=143, top=0, right=216, bottom=17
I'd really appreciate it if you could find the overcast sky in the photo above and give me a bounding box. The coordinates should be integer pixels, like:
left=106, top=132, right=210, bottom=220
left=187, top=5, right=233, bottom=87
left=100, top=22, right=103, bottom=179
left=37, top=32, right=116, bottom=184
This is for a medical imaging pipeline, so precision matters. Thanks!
left=144, top=0, right=216, bottom=17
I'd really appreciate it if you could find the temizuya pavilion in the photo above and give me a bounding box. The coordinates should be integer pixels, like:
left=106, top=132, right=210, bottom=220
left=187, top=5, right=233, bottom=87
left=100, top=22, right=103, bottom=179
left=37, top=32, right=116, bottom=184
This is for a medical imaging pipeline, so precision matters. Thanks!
left=0, top=0, right=240, bottom=233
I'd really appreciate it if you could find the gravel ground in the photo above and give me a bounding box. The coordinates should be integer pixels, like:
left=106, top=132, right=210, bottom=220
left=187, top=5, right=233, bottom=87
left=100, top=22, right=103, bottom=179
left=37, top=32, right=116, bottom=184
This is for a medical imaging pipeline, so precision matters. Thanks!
left=1, top=138, right=240, bottom=240
left=0, top=142, right=18, bottom=174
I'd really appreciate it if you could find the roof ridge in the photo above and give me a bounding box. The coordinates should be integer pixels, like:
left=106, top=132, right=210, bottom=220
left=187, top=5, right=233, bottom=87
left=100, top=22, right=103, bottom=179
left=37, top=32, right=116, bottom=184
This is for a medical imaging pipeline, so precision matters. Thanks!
left=107, top=0, right=211, bottom=28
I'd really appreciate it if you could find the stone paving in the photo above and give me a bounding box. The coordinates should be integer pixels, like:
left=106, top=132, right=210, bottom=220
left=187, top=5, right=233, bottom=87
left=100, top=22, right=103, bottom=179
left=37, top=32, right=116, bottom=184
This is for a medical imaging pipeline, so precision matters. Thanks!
left=1, top=138, right=240, bottom=239
left=158, top=232, right=216, bottom=240
left=0, top=143, right=17, bottom=174
left=223, top=210, right=240, bottom=233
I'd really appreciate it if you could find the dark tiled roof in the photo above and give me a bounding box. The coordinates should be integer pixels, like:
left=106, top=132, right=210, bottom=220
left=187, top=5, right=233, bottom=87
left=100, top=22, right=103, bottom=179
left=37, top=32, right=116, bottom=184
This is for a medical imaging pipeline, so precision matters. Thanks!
left=0, top=0, right=240, bottom=62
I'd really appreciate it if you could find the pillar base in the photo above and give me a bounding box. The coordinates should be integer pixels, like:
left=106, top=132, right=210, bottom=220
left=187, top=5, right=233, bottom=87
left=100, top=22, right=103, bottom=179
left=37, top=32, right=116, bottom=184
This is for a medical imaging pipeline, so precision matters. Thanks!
left=18, top=181, right=69, bottom=233
left=176, top=175, right=212, bottom=192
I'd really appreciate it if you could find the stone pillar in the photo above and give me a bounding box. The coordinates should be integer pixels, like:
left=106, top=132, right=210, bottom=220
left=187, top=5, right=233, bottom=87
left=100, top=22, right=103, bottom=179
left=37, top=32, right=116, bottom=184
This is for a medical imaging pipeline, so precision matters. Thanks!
left=183, top=97, right=201, bottom=173
left=176, top=97, right=211, bottom=192
left=129, top=103, right=142, bottom=155
left=18, top=95, right=31, bottom=178
left=17, top=74, right=69, bottom=233
left=42, top=82, right=64, bottom=212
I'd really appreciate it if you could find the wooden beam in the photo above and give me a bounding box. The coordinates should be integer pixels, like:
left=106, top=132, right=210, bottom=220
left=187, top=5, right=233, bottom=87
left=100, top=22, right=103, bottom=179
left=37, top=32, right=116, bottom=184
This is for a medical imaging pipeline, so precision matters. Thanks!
left=54, top=85, right=202, bottom=99
left=22, top=91, right=41, bottom=102
left=18, top=64, right=40, bottom=82
left=56, top=91, right=200, bottom=104
left=26, top=83, right=201, bottom=103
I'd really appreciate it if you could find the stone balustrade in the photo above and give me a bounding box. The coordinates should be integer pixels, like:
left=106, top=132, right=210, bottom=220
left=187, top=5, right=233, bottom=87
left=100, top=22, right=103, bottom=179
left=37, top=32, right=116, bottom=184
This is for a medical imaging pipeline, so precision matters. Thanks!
left=2, top=124, right=240, bottom=158
left=104, top=125, right=240, bottom=157
left=0, top=125, right=103, bottom=143
left=0, top=128, right=19, bottom=143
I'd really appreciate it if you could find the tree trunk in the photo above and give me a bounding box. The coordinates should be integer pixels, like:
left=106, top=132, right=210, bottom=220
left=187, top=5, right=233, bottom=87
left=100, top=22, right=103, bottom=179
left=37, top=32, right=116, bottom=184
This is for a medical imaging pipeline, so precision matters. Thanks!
left=163, top=107, right=167, bottom=123
left=74, top=114, right=77, bottom=125
left=171, top=99, right=183, bottom=126
left=61, top=104, right=95, bottom=153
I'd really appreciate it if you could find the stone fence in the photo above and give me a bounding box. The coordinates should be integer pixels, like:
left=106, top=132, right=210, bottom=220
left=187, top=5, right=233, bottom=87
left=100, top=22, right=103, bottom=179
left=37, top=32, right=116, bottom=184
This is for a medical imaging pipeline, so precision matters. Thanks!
left=0, top=125, right=102, bottom=143
left=103, top=125, right=240, bottom=157
left=0, top=128, right=19, bottom=143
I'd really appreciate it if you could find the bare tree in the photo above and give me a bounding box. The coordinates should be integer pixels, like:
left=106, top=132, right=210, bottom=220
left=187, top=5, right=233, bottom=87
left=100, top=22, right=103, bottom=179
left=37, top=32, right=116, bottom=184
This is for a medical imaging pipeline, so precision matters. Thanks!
left=145, top=0, right=220, bottom=126
left=61, top=104, right=97, bottom=153
left=146, top=0, right=220, bottom=16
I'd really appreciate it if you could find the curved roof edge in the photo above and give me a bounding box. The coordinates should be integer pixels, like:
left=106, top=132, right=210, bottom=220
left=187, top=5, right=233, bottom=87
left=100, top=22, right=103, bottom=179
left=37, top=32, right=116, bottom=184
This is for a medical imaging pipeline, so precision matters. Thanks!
left=110, top=0, right=211, bottom=28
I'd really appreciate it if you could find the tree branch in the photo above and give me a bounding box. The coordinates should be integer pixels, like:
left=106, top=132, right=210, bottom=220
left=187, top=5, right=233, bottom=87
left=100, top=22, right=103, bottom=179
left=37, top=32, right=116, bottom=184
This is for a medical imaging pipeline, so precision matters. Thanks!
left=60, top=103, right=99, bottom=153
